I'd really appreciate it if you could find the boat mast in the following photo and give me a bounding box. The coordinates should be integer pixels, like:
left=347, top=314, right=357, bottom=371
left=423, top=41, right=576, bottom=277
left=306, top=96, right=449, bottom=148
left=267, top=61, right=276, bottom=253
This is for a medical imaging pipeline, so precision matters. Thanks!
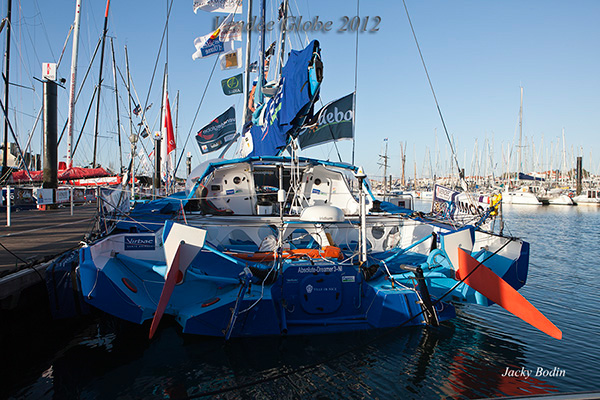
left=92, top=0, right=111, bottom=168
left=241, top=0, right=252, bottom=125
left=256, top=0, right=266, bottom=105
left=110, top=37, right=123, bottom=172
left=561, top=127, right=566, bottom=184
left=518, top=86, right=523, bottom=176
left=66, top=0, right=82, bottom=169
left=379, top=139, right=388, bottom=194
left=275, top=0, right=288, bottom=78
left=125, top=45, right=135, bottom=201
left=2, top=0, right=11, bottom=174
left=400, top=141, right=406, bottom=188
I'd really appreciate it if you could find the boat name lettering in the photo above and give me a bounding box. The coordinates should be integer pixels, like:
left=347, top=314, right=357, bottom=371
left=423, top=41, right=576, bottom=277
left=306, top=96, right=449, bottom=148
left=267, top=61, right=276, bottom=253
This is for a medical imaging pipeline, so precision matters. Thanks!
left=307, top=286, right=337, bottom=292
left=124, top=236, right=156, bottom=250
left=298, top=265, right=342, bottom=273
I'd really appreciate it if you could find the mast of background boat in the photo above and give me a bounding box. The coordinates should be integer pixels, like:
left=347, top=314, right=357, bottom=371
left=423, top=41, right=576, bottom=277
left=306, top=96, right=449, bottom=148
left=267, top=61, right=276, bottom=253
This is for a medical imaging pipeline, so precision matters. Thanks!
left=154, top=68, right=166, bottom=199
left=66, top=0, right=82, bottom=169
left=1, top=0, right=11, bottom=174
left=110, top=38, right=123, bottom=172
left=125, top=45, right=135, bottom=202
left=561, top=128, right=567, bottom=185
left=517, top=86, right=523, bottom=182
left=379, top=139, right=389, bottom=196
left=92, top=0, right=111, bottom=168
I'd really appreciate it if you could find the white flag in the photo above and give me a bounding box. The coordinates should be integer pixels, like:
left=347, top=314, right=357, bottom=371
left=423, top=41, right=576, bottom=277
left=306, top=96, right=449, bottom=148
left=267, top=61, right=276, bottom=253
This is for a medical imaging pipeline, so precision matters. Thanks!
left=219, top=20, right=242, bottom=41
left=193, top=0, right=242, bottom=14
left=192, top=13, right=235, bottom=60
left=219, top=48, right=242, bottom=70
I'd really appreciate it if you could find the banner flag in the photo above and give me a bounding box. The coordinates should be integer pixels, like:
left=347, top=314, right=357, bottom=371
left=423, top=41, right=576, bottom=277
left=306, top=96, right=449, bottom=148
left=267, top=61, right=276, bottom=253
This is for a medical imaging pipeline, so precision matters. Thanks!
left=192, top=13, right=234, bottom=59
left=221, top=73, right=243, bottom=95
left=219, top=48, right=242, bottom=70
left=195, top=106, right=237, bottom=154
left=297, top=93, right=354, bottom=150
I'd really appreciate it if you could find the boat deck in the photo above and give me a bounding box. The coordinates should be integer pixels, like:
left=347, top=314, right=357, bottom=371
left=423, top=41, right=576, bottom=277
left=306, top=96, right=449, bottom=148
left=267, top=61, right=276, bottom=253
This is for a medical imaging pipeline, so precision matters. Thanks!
left=0, top=204, right=97, bottom=308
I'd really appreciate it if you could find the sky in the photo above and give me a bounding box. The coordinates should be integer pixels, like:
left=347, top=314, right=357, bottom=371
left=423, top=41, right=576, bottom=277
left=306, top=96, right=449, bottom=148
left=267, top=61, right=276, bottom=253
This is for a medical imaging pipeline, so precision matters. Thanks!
left=2, top=0, right=599, bottom=180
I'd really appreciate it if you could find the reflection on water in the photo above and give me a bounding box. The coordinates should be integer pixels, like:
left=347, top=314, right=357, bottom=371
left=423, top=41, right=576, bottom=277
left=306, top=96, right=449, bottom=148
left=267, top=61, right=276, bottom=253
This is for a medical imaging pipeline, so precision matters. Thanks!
left=4, top=204, right=600, bottom=399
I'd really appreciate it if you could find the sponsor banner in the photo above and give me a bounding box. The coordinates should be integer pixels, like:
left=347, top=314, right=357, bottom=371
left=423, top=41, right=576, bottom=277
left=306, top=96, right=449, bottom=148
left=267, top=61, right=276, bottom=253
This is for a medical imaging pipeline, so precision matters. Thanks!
left=221, top=73, right=243, bottom=95
left=35, top=188, right=54, bottom=205
left=297, top=93, right=354, bottom=150
left=124, top=236, right=156, bottom=251
left=192, top=14, right=234, bottom=60
left=3, top=187, right=37, bottom=207
left=195, top=106, right=237, bottom=154
left=56, top=188, right=70, bottom=203
left=431, top=184, right=491, bottom=222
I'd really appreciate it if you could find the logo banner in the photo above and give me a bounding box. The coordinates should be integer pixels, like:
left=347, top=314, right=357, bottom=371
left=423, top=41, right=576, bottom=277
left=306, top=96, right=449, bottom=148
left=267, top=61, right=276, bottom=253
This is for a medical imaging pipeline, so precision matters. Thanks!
left=221, top=73, right=243, bottom=95
left=297, top=93, right=354, bottom=150
left=195, top=106, right=237, bottom=154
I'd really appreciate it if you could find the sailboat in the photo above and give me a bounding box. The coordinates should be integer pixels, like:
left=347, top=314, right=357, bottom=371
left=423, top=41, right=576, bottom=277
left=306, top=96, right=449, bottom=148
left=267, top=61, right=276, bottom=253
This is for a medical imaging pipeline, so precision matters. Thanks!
left=52, top=1, right=561, bottom=341
left=502, top=87, right=542, bottom=205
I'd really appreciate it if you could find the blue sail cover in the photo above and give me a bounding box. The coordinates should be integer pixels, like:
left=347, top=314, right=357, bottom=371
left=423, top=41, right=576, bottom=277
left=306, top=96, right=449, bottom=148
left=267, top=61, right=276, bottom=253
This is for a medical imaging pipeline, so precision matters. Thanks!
left=249, top=40, right=320, bottom=157
left=518, top=172, right=545, bottom=181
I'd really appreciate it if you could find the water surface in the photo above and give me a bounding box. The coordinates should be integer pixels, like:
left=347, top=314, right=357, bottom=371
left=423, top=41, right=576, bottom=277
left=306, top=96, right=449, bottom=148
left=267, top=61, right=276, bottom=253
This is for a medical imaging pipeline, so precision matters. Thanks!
left=4, top=203, right=599, bottom=399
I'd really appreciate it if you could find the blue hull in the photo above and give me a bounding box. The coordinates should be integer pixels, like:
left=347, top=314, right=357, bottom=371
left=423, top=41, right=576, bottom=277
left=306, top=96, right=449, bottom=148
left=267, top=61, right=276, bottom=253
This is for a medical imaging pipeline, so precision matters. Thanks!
left=79, top=246, right=457, bottom=337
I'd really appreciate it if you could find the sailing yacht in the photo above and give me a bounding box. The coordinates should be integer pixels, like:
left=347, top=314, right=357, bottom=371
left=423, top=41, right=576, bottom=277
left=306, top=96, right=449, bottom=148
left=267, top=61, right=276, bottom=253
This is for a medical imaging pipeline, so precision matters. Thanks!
left=45, top=1, right=561, bottom=341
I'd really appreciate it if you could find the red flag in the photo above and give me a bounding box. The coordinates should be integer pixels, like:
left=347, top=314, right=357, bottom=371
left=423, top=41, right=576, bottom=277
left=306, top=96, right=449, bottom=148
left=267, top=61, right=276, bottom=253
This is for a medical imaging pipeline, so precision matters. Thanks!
left=164, top=92, right=176, bottom=155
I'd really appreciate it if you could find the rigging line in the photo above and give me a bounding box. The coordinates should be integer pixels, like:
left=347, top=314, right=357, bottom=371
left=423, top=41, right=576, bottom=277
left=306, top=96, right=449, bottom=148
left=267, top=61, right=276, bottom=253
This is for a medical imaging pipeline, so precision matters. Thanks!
left=351, top=0, right=359, bottom=166
left=58, top=36, right=104, bottom=146
left=401, top=0, right=462, bottom=178
left=4, top=19, right=38, bottom=94
left=72, top=84, right=98, bottom=158
left=285, top=3, right=305, bottom=48
left=56, top=23, right=74, bottom=69
left=124, top=2, right=172, bottom=177
left=174, top=55, right=220, bottom=174
left=31, top=0, right=57, bottom=62
left=0, top=97, right=31, bottom=178
left=114, top=67, right=153, bottom=173
left=0, top=240, right=45, bottom=283
left=134, top=0, right=173, bottom=148
left=313, top=96, right=343, bottom=163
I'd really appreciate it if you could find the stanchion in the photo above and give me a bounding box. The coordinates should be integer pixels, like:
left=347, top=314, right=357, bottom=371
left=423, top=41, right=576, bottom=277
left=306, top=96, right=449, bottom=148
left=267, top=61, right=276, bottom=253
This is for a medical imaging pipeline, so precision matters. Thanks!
left=6, top=185, right=11, bottom=227
left=70, top=186, right=74, bottom=216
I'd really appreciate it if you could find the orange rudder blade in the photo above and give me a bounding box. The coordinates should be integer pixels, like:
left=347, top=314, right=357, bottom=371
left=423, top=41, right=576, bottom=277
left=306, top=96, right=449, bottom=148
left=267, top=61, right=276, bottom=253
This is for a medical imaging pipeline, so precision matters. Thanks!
left=457, top=248, right=562, bottom=340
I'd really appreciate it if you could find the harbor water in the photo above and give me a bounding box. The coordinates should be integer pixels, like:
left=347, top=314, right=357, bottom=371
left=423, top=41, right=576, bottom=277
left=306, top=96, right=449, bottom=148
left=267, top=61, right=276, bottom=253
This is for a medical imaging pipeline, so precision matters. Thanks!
left=3, top=203, right=600, bottom=399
